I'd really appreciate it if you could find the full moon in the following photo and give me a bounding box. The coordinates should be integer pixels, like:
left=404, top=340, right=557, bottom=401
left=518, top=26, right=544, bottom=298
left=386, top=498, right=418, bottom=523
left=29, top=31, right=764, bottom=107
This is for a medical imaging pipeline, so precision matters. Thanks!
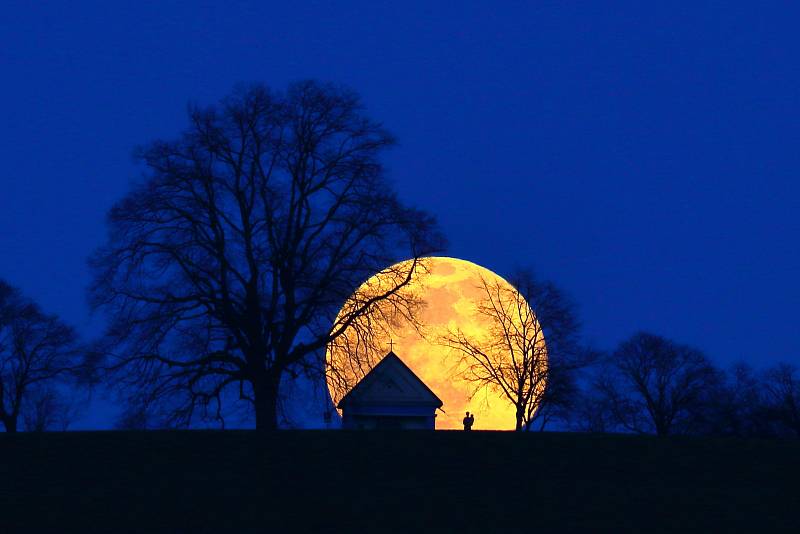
left=326, top=256, right=546, bottom=430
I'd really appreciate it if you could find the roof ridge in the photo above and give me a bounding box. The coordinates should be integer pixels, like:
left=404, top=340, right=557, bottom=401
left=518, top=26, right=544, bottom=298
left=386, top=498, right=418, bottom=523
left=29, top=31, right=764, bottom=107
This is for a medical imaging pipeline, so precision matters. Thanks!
left=337, top=351, right=443, bottom=409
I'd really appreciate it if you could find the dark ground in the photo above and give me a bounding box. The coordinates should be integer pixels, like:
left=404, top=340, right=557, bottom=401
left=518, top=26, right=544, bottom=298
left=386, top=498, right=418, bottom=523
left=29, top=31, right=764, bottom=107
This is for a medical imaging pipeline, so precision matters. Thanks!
left=1, top=430, right=798, bottom=533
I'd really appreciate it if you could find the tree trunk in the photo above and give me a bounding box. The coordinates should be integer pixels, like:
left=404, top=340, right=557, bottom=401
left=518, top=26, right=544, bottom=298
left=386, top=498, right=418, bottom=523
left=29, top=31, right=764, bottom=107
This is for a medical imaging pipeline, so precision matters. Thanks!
left=515, top=407, right=524, bottom=431
left=654, top=417, right=669, bottom=436
left=253, top=372, right=281, bottom=431
left=1, top=416, right=17, bottom=433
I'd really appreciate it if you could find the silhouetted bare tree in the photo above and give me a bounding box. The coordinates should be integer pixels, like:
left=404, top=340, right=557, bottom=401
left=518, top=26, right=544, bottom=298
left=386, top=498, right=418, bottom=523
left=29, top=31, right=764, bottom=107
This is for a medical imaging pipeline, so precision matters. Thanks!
left=89, top=81, right=443, bottom=429
left=594, top=332, right=720, bottom=436
left=526, top=358, right=579, bottom=431
left=700, top=363, right=766, bottom=437
left=761, top=363, right=800, bottom=437
left=444, top=270, right=582, bottom=431
left=0, top=280, right=79, bottom=432
left=571, top=383, right=618, bottom=434
left=22, top=386, right=79, bottom=431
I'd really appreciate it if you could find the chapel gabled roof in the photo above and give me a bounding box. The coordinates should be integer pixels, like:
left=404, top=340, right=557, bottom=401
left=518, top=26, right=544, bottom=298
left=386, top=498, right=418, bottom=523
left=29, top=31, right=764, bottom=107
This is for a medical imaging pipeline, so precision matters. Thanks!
left=337, top=351, right=443, bottom=410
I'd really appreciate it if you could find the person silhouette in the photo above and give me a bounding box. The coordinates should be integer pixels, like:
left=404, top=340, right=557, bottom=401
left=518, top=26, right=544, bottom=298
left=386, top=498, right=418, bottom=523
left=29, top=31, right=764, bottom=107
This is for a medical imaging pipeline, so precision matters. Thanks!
left=463, top=411, right=474, bottom=431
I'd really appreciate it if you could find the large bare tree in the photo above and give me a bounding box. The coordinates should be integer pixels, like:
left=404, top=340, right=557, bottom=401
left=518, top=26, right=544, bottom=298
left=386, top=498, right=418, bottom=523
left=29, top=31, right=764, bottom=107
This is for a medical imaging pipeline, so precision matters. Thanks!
left=89, top=81, right=443, bottom=429
left=595, top=332, right=720, bottom=436
left=0, top=280, right=79, bottom=432
left=444, top=270, right=581, bottom=431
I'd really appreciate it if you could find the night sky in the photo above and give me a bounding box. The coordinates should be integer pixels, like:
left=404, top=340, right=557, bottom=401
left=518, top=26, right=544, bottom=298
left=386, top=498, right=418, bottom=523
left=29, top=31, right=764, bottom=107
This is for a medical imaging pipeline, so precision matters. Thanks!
left=2, top=2, right=799, bottom=426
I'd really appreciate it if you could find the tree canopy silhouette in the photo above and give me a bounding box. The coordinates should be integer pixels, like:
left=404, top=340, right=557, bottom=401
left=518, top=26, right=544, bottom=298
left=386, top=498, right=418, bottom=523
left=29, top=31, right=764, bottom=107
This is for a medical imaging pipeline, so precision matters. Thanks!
left=89, top=81, right=443, bottom=429
left=0, top=279, right=79, bottom=432
left=593, top=332, right=720, bottom=436
left=761, top=363, right=800, bottom=437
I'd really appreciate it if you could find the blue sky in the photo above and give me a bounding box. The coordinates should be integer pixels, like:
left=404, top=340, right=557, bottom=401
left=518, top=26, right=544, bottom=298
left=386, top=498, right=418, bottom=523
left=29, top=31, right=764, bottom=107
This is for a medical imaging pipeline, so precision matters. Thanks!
left=2, top=2, right=799, bottom=425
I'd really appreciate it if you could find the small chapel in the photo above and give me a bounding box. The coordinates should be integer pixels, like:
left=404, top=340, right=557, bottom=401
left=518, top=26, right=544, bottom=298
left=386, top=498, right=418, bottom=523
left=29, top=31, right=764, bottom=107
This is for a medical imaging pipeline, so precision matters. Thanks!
left=337, top=351, right=443, bottom=430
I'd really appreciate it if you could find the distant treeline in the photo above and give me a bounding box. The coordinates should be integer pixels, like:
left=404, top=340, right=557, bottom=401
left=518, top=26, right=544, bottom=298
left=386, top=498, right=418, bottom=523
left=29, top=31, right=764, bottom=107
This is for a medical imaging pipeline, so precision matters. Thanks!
left=2, top=271, right=799, bottom=437
left=537, top=331, right=800, bottom=439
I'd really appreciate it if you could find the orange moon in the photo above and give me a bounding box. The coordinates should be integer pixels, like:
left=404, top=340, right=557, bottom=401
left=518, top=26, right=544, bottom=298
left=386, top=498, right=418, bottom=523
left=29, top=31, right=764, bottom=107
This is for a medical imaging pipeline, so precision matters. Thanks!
left=326, top=256, right=545, bottom=430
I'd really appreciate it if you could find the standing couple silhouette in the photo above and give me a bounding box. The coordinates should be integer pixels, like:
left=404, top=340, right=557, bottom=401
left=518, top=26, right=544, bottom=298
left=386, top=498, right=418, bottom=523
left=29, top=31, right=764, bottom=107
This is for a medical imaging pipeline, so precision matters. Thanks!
left=463, top=411, right=475, bottom=431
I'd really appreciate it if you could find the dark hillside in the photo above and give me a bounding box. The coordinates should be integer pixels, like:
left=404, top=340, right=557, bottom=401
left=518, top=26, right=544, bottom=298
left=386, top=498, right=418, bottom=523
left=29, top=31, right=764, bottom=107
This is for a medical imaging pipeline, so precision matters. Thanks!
left=1, top=431, right=798, bottom=532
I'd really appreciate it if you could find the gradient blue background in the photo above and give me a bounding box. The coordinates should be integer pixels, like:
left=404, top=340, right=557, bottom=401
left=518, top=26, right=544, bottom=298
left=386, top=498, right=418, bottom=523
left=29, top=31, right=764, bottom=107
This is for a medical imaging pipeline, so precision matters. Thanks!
left=2, top=2, right=799, bottom=426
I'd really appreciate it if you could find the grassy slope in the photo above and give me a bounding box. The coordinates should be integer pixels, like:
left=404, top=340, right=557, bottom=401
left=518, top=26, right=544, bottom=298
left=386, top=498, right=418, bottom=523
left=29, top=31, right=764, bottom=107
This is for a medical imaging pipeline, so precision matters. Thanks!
left=1, top=430, right=798, bottom=532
